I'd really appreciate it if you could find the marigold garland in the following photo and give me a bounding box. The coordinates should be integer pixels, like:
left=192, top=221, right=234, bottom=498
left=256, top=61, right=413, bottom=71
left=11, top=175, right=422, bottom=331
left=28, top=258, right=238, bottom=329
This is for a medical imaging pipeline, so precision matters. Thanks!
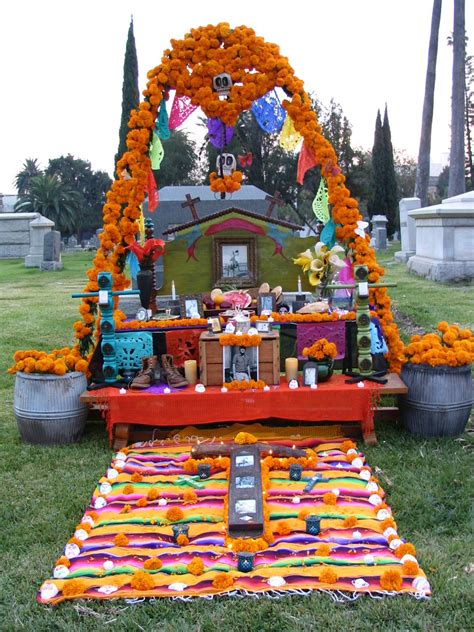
left=166, top=507, right=184, bottom=522
left=219, top=333, right=262, bottom=347
left=187, top=557, right=205, bottom=576
left=212, top=573, right=234, bottom=590
left=302, top=338, right=337, bottom=361
left=234, top=432, right=258, bottom=445
left=250, top=312, right=358, bottom=324
left=403, top=323, right=473, bottom=367
left=130, top=570, right=154, bottom=590
left=224, top=379, right=266, bottom=391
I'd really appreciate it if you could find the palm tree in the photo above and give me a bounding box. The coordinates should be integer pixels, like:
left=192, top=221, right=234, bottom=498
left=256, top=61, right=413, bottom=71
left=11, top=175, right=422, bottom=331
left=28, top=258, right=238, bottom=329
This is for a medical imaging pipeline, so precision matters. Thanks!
left=14, top=158, right=42, bottom=195
left=14, top=174, right=83, bottom=235
left=415, top=0, right=442, bottom=207
left=448, top=0, right=466, bottom=196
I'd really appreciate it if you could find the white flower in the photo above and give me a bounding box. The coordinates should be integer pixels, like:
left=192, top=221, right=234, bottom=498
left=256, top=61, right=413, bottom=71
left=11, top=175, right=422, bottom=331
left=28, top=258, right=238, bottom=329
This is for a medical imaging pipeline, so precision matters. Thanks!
left=268, top=576, right=286, bottom=587
left=355, top=220, right=369, bottom=238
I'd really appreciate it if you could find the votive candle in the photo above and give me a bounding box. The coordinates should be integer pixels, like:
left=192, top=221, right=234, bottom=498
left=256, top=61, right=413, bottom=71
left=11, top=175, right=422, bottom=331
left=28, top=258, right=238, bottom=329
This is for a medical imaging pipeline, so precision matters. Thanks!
left=285, top=357, right=298, bottom=383
left=184, top=360, right=198, bottom=385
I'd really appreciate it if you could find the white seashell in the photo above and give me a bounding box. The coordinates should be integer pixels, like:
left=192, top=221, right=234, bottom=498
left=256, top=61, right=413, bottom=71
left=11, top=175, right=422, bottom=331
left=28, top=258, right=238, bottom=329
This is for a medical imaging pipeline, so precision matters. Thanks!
left=163, top=387, right=171, bottom=394
left=292, top=496, right=301, bottom=504
left=99, top=482, right=112, bottom=495
left=376, top=508, right=391, bottom=521
left=359, top=470, right=371, bottom=481
left=332, top=488, right=340, bottom=497
left=352, top=578, right=369, bottom=589
left=53, top=565, right=70, bottom=579
left=347, top=448, right=358, bottom=456
left=288, top=379, right=299, bottom=390
left=310, top=383, right=318, bottom=390
left=357, top=381, right=365, bottom=388
left=268, top=576, right=286, bottom=587
left=221, top=387, right=228, bottom=393
left=103, top=560, right=114, bottom=570
left=364, top=554, right=375, bottom=565
left=168, top=582, right=187, bottom=591
left=368, top=494, right=382, bottom=506
left=74, top=529, right=89, bottom=541
left=383, top=527, right=397, bottom=538
left=389, top=538, right=403, bottom=550
left=81, top=515, right=95, bottom=527
left=195, top=384, right=206, bottom=393
left=263, top=385, right=270, bottom=391
left=115, top=452, right=127, bottom=461
left=94, top=496, right=107, bottom=509
left=97, top=584, right=118, bottom=594
left=40, top=582, right=59, bottom=601
left=366, top=481, right=379, bottom=493
left=352, top=457, right=364, bottom=469
left=412, top=576, right=430, bottom=594
left=64, top=543, right=80, bottom=559
left=400, top=554, right=418, bottom=565
left=119, top=388, right=127, bottom=395
left=107, top=468, right=119, bottom=480
left=352, top=530, right=362, bottom=539
left=158, top=498, right=167, bottom=506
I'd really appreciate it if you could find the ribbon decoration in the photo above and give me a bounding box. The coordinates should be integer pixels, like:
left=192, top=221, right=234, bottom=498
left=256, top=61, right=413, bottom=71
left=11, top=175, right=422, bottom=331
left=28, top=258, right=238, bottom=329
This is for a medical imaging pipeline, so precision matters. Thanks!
left=238, top=152, right=253, bottom=168
left=146, top=168, right=159, bottom=212
left=138, top=206, right=145, bottom=245
left=279, top=115, right=302, bottom=151
left=320, top=217, right=336, bottom=249
left=296, top=141, right=317, bottom=185
left=149, top=132, right=164, bottom=170
left=155, top=100, right=170, bottom=140
left=251, top=90, right=286, bottom=133
left=169, top=93, right=197, bottom=130
left=207, top=118, right=234, bottom=149
left=311, top=178, right=330, bottom=224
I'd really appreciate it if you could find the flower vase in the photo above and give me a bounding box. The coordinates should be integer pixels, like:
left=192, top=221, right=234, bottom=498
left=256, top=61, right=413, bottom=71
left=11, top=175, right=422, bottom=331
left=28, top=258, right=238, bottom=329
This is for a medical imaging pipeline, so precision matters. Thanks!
left=136, top=269, right=153, bottom=310
left=314, top=358, right=334, bottom=382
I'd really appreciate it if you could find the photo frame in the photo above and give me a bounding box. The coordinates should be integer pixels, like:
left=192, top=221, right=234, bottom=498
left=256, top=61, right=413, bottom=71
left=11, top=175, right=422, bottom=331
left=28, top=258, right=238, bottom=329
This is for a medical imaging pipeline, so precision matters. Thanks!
left=223, top=345, right=259, bottom=383
left=213, top=237, right=257, bottom=287
left=303, top=361, right=319, bottom=387
left=179, top=294, right=204, bottom=319
left=210, top=317, right=222, bottom=333
left=255, top=320, right=271, bottom=333
left=257, top=292, right=276, bottom=316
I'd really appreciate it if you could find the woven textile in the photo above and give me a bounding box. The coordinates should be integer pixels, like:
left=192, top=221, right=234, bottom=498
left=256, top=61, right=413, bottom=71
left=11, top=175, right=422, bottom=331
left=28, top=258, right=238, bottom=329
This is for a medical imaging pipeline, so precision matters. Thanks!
left=38, top=431, right=429, bottom=604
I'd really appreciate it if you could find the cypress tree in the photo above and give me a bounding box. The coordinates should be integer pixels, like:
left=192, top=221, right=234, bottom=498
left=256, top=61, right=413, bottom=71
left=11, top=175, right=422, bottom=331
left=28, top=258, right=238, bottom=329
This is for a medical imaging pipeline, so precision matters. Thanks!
left=382, top=105, right=399, bottom=237
left=368, top=110, right=386, bottom=219
left=115, top=17, right=139, bottom=172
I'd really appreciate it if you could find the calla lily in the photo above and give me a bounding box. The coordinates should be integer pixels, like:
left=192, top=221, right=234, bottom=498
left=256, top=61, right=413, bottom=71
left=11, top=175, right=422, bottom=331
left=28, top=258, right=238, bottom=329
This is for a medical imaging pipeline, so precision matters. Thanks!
left=328, top=254, right=346, bottom=269
left=310, top=258, right=325, bottom=273
left=293, top=249, right=314, bottom=272
left=308, top=272, right=322, bottom=286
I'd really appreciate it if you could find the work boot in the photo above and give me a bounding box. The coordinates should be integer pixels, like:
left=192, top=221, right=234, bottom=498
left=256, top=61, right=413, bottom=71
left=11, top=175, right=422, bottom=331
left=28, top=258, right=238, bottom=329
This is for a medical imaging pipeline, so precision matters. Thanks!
left=130, top=357, right=154, bottom=390
left=147, top=355, right=162, bottom=384
left=161, top=354, right=188, bottom=388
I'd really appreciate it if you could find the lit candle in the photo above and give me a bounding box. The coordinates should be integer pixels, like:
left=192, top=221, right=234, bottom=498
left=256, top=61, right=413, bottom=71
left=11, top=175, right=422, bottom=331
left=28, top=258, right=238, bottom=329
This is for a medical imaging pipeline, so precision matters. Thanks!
left=171, top=280, right=176, bottom=300
left=184, top=360, right=198, bottom=385
left=297, top=275, right=302, bottom=293
left=285, top=357, right=298, bottom=383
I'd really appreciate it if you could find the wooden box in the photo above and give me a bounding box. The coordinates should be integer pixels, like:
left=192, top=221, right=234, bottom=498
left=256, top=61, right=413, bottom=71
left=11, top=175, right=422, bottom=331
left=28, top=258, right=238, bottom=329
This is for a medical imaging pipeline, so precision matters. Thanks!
left=199, top=331, right=280, bottom=386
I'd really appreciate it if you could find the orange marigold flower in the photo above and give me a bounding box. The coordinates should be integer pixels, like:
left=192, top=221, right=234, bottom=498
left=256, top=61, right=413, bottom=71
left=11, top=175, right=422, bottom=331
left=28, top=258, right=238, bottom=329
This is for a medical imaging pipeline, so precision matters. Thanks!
left=298, top=508, right=312, bottom=520
left=143, top=557, right=163, bottom=570
left=183, top=458, right=198, bottom=474
left=136, top=498, right=148, bottom=508
left=131, top=472, right=143, bottom=483
left=123, top=485, right=134, bottom=494
left=315, top=544, right=332, bottom=557
left=343, top=516, right=358, bottom=528
left=183, top=491, right=198, bottom=505
left=234, top=432, right=258, bottom=444
left=319, top=568, right=338, bottom=584
left=120, top=504, right=132, bottom=514
left=394, top=542, right=416, bottom=559
left=323, top=492, right=337, bottom=505
left=437, top=321, right=449, bottom=333
left=130, top=570, right=154, bottom=590
left=275, top=521, right=292, bottom=536
left=380, top=569, right=403, bottom=591
left=187, top=557, right=205, bottom=575
left=67, top=537, right=83, bottom=549
left=176, top=533, right=189, bottom=546
left=380, top=518, right=396, bottom=531
left=55, top=556, right=71, bottom=568
left=147, top=488, right=160, bottom=500
left=212, top=572, right=234, bottom=590
left=166, top=507, right=184, bottom=522
left=62, top=579, right=87, bottom=597
left=340, top=440, right=356, bottom=453
left=114, top=533, right=129, bottom=547
left=402, top=560, right=419, bottom=576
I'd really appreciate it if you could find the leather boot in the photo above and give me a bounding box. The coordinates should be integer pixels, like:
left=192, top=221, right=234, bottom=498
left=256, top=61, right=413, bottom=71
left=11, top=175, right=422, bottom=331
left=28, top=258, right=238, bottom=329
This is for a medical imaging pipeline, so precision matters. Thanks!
left=147, top=355, right=162, bottom=384
left=130, top=357, right=154, bottom=390
left=161, top=354, right=188, bottom=388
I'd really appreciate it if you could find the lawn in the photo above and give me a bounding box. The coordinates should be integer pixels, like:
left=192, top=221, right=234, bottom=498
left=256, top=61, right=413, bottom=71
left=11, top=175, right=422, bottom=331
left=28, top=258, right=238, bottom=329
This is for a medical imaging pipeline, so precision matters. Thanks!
left=0, top=248, right=472, bottom=631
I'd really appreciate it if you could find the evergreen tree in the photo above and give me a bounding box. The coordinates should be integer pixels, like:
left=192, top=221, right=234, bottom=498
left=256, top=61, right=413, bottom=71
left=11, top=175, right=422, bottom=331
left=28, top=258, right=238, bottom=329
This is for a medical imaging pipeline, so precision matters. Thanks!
left=368, top=110, right=386, bottom=219
left=382, top=106, right=399, bottom=236
left=115, top=17, right=139, bottom=172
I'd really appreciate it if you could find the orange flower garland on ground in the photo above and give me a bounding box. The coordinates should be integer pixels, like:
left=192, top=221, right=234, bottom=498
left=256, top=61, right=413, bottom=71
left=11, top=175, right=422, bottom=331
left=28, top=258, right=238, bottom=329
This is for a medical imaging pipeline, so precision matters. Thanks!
left=302, top=338, right=337, bottom=361
left=403, top=322, right=474, bottom=367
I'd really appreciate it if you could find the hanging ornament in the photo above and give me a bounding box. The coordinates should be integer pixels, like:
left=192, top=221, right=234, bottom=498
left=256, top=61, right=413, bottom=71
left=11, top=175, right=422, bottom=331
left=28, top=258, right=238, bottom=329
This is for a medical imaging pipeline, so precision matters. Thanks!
left=279, top=115, right=302, bottom=151
left=156, top=100, right=170, bottom=140
left=296, top=141, right=317, bottom=185
left=251, top=90, right=286, bottom=133
left=146, top=168, right=159, bottom=212
left=355, top=220, right=369, bottom=238
left=216, top=154, right=237, bottom=177
left=138, top=206, right=145, bottom=246
left=238, top=152, right=253, bottom=168
left=149, top=132, right=164, bottom=170
left=320, top=217, right=336, bottom=249
left=212, top=73, right=233, bottom=97
left=207, top=118, right=234, bottom=149
left=169, top=93, right=197, bottom=130
left=312, top=178, right=330, bottom=224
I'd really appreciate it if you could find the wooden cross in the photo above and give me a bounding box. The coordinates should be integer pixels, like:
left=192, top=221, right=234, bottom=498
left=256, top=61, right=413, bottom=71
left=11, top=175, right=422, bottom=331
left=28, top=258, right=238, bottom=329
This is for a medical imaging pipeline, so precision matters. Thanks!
left=265, top=191, right=284, bottom=218
left=192, top=441, right=306, bottom=538
left=181, top=193, right=201, bottom=221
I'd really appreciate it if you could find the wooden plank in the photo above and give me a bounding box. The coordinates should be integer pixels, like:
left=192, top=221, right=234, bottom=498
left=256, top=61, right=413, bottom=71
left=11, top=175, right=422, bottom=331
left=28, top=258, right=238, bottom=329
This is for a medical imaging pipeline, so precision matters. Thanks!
left=374, top=406, right=400, bottom=422
left=379, top=373, right=408, bottom=395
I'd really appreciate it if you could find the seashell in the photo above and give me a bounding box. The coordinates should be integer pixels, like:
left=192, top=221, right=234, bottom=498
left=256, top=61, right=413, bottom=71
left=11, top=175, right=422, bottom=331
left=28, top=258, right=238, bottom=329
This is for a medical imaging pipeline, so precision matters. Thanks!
left=103, top=560, right=114, bottom=570
left=268, top=576, right=286, bottom=587
left=64, top=543, right=80, bottom=559
left=168, top=582, right=187, bottom=591
left=40, top=582, right=59, bottom=601
left=352, top=578, right=369, bottom=589
left=97, top=585, right=118, bottom=594
left=53, top=565, right=69, bottom=579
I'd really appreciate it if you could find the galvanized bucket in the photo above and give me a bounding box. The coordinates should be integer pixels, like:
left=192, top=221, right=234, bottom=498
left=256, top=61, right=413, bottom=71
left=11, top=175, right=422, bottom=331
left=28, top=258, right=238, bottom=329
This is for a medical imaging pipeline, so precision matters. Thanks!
left=400, top=363, right=473, bottom=438
left=13, top=371, right=88, bottom=445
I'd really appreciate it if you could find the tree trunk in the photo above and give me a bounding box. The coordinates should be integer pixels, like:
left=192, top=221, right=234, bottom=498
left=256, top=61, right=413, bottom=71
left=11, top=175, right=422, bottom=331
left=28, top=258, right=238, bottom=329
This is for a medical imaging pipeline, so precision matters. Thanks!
left=415, top=0, right=442, bottom=207
left=448, top=0, right=466, bottom=197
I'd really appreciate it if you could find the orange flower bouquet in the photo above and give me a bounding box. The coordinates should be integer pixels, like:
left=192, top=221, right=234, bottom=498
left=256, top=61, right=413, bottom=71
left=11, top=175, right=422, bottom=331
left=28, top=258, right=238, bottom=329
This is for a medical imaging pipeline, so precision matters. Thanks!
left=403, top=323, right=473, bottom=367
left=8, top=347, right=88, bottom=376
left=302, top=339, right=337, bottom=361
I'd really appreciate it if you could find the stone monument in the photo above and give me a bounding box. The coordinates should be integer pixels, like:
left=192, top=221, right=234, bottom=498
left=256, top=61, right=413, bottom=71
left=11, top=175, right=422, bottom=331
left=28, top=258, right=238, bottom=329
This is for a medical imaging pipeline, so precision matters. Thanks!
left=395, top=197, right=420, bottom=262
left=0, top=212, right=39, bottom=258
left=41, top=230, right=63, bottom=271
left=407, top=191, right=474, bottom=282
left=24, top=215, right=54, bottom=267
left=372, top=215, right=388, bottom=250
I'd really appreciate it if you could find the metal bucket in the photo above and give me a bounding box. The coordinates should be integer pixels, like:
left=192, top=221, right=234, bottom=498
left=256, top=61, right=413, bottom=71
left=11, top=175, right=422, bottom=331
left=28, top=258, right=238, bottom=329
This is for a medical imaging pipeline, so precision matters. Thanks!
left=13, top=371, right=88, bottom=445
left=400, top=363, right=473, bottom=438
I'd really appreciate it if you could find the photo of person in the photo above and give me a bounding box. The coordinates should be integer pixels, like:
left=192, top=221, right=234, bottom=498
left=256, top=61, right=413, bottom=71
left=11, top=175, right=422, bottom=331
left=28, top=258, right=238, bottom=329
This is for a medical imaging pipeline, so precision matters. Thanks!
left=222, top=244, right=248, bottom=278
left=185, top=299, right=199, bottom=318
left=258, top=293, right=275, bottom=315
left=180, top=295, right=203, bottom=319
left=223, top=345, right=259, bottom=382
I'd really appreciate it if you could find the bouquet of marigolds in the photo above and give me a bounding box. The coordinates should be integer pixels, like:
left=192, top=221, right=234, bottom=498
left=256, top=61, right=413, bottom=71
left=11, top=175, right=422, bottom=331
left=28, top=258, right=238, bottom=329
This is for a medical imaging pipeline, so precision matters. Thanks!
left=403, top=322, right=474, bottom=367
left=302, top=338, right=337, bottom=361
left=8, top=347, right=88, bottom=376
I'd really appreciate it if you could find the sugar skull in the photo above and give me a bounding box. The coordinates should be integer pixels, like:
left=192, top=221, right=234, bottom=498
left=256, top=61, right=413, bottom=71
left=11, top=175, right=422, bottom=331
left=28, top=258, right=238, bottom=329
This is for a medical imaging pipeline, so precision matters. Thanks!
left=216, top=153, right=237, bottom=177
left=212, top=72, right=233, bottom=96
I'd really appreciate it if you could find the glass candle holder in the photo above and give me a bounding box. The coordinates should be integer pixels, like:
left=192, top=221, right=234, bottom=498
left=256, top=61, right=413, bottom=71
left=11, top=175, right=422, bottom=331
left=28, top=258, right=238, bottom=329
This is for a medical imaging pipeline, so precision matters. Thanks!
left=172, top=524, right=189, bottom=542
left=305, top=514, right=321, bottom=535
left=197, top=463, right=211, bottom=479
left=289, top=464, right=303, bottom=481
left=237, top=552, right=255, bottom=573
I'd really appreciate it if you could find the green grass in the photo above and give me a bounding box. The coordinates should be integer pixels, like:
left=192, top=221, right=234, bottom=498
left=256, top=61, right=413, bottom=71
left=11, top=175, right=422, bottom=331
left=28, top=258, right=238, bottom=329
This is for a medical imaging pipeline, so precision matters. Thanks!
left=0, top=250, right=473, bottom=632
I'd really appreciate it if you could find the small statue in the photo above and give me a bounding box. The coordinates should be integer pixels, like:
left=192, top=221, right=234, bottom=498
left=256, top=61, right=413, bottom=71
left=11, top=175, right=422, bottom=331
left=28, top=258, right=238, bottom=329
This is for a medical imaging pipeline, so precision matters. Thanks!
left=232, top=346, right=251, bottom=381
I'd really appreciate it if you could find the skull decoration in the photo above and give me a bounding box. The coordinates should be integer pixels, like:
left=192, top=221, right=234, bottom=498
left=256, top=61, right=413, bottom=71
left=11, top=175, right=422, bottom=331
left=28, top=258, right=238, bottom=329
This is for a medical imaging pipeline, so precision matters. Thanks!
left=216, top=153, right=237, bottom=177
left=212, top=72, right=233, bottom=96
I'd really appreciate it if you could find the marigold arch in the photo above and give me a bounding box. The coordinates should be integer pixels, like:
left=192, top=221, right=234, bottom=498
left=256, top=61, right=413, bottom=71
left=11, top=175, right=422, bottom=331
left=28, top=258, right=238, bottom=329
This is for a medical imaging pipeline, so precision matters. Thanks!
left=75, top=23, right=403, bottom=371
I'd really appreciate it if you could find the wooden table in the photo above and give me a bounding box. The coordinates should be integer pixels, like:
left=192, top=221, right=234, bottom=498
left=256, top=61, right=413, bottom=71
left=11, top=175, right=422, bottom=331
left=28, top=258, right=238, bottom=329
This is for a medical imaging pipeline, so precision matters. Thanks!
left=81, top=373, right=407, bottom=450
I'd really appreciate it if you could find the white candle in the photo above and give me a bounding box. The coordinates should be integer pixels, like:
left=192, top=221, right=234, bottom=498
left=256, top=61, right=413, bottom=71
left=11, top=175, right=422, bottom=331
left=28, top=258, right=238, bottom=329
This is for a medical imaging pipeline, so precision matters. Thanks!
left=285, top=357, right=298, bottom=383
left=171, top=280, right=176, bottom=300
left=184, top=360, right=198, bottom=385
left=297, top=275, right=302, bottom=293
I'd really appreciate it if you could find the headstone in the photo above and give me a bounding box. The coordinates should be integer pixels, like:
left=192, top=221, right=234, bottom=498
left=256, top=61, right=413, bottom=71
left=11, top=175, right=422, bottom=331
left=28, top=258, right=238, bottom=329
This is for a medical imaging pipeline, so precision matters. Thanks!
left=25, top=215, right=54, bottom=267
left=372, top=215, right=388, bottom=250
left=395, top=197, right=419, bottom=262
left=41, top=230, right=63, bottom=270
left=0, top=212, right=39, bottom=258
left=68, top=235, right=78, bottom=249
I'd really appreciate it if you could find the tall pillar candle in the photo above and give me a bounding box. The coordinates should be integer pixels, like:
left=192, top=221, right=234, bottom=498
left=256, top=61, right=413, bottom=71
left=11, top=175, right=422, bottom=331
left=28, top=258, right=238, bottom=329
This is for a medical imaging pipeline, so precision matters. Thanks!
left=285, top=357, right=298, bottom=383
left=184, top=360, right=198, bottom=385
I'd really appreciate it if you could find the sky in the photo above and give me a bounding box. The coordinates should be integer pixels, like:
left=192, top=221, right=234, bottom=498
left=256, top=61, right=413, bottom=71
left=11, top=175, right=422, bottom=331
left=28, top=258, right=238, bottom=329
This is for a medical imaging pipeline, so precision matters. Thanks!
left=0, top=0, right=471, bottom=194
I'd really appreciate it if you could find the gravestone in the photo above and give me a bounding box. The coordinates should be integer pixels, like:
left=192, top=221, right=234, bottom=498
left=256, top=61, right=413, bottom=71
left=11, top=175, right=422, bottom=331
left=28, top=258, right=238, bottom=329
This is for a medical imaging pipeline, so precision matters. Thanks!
left=0, top=212, right=39, bottom=258
left=25, top=215, right=54, bottom=267
left=372, top=215, right=388, bottom=250
left=68, top=235, right=78, bottom=250
left=41, top=230, right=63, bottom=270
left=395, top=197, right=419, bottom=262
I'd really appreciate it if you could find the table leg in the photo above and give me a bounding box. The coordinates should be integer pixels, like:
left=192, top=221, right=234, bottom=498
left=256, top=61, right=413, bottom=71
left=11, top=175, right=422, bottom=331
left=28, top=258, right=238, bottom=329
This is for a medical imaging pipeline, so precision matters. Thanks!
left=113, top=424, right=131, bottom=450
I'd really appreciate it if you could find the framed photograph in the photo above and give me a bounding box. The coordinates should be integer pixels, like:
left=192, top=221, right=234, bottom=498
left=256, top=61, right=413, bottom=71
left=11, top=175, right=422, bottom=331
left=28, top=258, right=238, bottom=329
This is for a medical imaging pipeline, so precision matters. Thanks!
left=255, top=320, right=271, bottom=333
left=257, top=292, right=276, bottom=316
left=223, top=345, right=259, bottom=383
left=210, top=317, right=222, bottom=333
left=213, top=237, right=257, bottom=287
left=303, top=361, right=319, bottom=387
left=180, top=294, right=203, bottom=319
